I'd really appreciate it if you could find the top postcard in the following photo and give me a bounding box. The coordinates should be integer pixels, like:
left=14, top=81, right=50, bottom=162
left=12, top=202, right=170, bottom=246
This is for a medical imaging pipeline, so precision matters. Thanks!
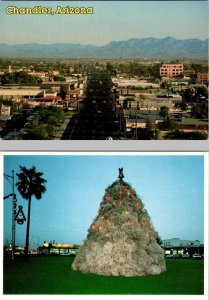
left=0, top=0, right=208, bottom=140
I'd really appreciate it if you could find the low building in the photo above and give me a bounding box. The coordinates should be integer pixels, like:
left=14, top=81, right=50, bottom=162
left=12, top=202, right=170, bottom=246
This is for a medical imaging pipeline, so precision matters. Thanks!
left=161, top=238, right=204, bottom=256
left=196, top=72, right=209, bottom=85
left=124, top=109, right=163, bottom=138
left=20, top=96, right=63, bottom=107
left=156, top=92, right=182, bottom=102
left=43, top=90, right=57, bottom=98
left=112, top=77, right=160, bottom=88
left=38, top=242, right=79, bottom=255
left=0, top=88, right=42, bottom=100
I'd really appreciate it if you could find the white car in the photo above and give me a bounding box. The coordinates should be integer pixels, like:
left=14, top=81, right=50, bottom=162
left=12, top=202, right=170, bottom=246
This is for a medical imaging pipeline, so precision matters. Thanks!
left=182, top=254, right=190, bottom=258
left=192, top=253, right=202, bottom=259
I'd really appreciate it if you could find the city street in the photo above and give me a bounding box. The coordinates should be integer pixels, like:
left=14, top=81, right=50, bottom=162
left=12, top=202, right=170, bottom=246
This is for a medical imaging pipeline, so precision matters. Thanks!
left=62, top=69, right=121, bottom=140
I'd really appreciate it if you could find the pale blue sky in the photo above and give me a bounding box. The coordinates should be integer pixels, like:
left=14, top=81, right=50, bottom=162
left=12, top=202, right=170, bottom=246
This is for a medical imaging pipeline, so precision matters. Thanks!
left=0, top=1, right=208, bottom=45
left=3, top=154, right=204, bottom=249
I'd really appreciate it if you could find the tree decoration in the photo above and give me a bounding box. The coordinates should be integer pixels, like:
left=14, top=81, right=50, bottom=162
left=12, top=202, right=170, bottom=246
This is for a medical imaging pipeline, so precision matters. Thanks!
left=72, top=169, right=166, bottom=277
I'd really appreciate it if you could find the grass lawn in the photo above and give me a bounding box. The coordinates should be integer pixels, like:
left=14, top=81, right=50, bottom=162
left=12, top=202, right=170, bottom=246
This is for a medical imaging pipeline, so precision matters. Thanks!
left=3, top=256, right=204, bottom=295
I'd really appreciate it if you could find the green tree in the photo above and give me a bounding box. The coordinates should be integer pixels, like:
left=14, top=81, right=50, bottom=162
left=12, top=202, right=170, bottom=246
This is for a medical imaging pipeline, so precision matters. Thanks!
left=165, top=130, right=208, bottom=140
left=176, top=101, right=187, bottom=111
left=160, top=81, right=170, bottom=89
left=195, top=86, right=208, bottom=100
left=106, top=62, right=114, bottom=72
left=137, top=120, right=156, bottom=140
left=25, top=119, right=48, bottom=140
left=183, top=89, right=193, bottom=103
left=53, top=76, right=66, bottom=82
left=60, top=85, right=69, bottom=100
left=159, top=106, right=169, bottom=122
left=144, top=119, right=155, bottom=139
left=191, top=63, right=208, bottom=73
left=0, top=71, right=42, bottom=85
left=191, top=103, right=208, bottom=119
left=16, top=166, right=47, bottom=260
left=0, top=99, right=17, bottom=113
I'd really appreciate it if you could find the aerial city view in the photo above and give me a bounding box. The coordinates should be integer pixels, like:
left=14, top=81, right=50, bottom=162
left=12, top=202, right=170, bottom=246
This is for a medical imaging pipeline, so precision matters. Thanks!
left=0, top=1, right=208, bottom=140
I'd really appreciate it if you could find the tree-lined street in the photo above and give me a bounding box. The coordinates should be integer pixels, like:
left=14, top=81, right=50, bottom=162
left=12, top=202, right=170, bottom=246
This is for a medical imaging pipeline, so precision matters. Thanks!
left=62, top=70, right=121, bottom=139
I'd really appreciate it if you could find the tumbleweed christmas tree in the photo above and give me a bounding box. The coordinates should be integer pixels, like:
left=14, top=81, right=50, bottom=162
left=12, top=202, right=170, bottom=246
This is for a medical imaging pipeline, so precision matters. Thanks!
left=72, top=168, right=166, bottom=277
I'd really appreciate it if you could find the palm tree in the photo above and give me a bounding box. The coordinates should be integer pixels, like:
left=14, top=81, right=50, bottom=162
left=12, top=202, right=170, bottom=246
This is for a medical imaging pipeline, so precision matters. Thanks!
left=16, top=166, right=47, bottom=260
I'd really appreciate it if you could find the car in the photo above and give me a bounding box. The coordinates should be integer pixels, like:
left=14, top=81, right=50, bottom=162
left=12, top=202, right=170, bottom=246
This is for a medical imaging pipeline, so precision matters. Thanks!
left=182, top=254, right=190, bottom=258
left=61, top=252, right=74, bottom=256
left=192, top=253, right=202, bottom=259
left=173, top=254, right=182, bottom=258
left=165, top=254, right=174, bottom=258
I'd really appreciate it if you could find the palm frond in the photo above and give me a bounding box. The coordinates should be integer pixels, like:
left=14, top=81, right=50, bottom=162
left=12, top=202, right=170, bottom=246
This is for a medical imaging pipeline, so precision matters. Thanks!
left=16, top=165, right=47, bottom=201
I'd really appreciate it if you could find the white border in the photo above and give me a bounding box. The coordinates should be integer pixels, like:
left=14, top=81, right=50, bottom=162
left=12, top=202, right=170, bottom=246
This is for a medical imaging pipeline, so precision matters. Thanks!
left=1, top=151, right=207, bottom=156
left=0, top=151, right=208, bottom=300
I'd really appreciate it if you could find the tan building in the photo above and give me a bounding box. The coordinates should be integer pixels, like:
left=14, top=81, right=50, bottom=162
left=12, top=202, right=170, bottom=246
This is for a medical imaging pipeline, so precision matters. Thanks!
left=0, top=88, right=42, bottom=100
left=160, top=64, right=183, bottom=78
left=196, top=72, right=209, bottom=84
left=20, top=95, right=62, bottom=107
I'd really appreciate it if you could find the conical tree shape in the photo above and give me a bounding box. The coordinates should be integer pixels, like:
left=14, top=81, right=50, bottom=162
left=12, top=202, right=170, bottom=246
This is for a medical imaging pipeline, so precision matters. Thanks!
left=72, top=180, right=166, bottom=276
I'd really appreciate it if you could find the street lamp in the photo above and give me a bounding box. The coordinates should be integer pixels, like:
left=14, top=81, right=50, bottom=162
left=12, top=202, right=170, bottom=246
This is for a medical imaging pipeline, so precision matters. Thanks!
left=4, top=171, right=26, bottom=261
left=4, top=170, right=16, bottom=262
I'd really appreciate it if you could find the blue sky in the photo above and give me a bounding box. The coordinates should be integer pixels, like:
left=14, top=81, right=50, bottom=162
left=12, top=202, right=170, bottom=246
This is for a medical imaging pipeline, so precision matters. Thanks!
left=0, top=1, right=208, bottom=45
left=3, top=154, right=205, bottom=249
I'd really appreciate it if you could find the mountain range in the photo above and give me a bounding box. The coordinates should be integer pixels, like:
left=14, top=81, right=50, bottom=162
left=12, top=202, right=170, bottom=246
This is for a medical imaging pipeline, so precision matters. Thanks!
left=0, top=37, right=208, bottom=59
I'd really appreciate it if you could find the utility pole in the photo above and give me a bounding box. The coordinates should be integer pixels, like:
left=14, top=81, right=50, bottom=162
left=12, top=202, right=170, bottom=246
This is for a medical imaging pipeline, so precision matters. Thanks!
left=12, top=196, right=17, bottom=261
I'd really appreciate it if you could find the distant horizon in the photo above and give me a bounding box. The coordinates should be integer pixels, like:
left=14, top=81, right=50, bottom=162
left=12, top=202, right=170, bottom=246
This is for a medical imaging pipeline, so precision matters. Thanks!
left=0, top=36, right=207, bottom=60
left=0, top=36, right=208, bottom=47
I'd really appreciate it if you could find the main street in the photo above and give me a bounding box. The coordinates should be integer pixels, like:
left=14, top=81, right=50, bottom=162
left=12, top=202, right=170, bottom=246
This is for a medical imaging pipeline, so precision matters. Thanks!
left=62, top=70, right=122, bottom=140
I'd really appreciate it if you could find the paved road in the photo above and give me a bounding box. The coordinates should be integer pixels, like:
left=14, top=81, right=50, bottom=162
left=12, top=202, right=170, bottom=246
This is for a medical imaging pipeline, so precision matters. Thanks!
left=62, top=102, right=121, bottom=140
left=62, top=69, right=121, bottom=139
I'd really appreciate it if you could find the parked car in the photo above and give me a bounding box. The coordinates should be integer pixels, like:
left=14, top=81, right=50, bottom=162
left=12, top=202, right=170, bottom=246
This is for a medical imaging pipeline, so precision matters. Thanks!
left=61, top=253, right=75, bottom=256
left=165, top=254, right=174, bottom=258
left=173, top=254, right=182, bottom=258
left=182, top=254, right=190, bottom=258
left=192, top=253, right=202, bottom=259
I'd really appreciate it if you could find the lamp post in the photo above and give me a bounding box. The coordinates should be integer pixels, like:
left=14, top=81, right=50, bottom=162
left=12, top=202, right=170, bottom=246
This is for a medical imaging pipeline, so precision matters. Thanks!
left=4, top=170, right=16, bottom=262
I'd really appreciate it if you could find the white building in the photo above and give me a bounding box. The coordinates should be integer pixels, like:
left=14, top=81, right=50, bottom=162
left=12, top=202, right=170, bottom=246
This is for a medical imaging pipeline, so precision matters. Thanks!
left=161, top=238, right=201, bottom=247
left=112, top=77, right=160, bottom=88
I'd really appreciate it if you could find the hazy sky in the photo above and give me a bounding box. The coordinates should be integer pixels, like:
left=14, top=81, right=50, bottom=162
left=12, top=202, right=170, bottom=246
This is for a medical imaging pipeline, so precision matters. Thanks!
left=3, top=153, right=205, bottom=249
left=0, top=1, right=208, bottom=45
